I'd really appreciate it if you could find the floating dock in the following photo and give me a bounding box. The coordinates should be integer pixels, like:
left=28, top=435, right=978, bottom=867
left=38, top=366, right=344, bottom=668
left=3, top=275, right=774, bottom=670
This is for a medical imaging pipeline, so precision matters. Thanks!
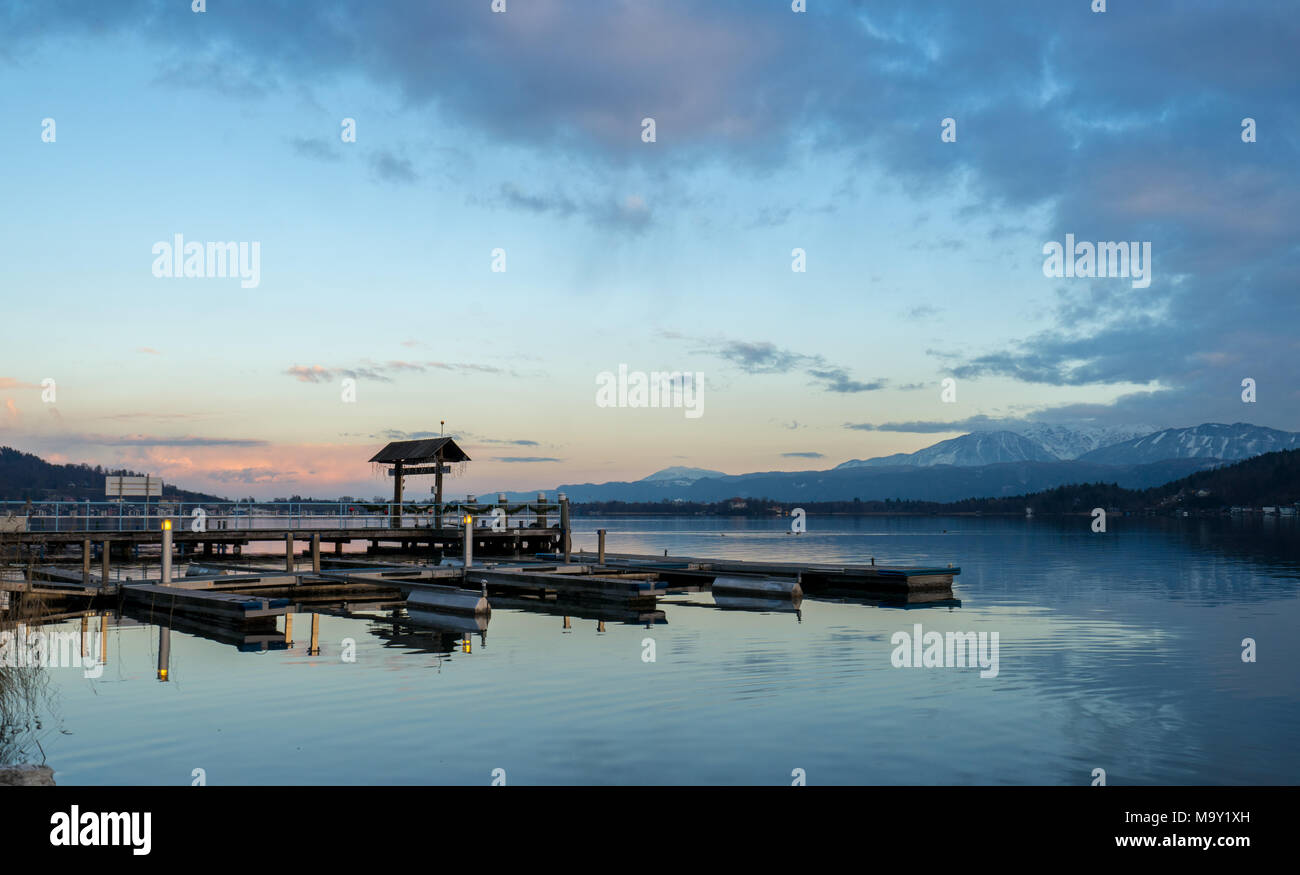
left=123, top=583, right=291, bottom=625
left=543, top=551, right=959, bottom=602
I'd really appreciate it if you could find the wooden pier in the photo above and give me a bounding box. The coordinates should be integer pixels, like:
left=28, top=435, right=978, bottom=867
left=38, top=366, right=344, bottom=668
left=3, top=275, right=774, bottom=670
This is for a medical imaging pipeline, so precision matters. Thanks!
left=4, top=500, right=962, bottom=646
left=4, top=546, right=959, bottom=617
left=4, top=525, right=560, bottom=558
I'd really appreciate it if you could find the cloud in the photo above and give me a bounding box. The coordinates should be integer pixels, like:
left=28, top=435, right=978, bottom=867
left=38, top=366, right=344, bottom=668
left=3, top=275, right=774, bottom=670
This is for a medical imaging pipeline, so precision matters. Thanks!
left=498, top=182, right=578, bottom=217
left=8, top=1, right=1298, bottom=429
left=807, top=368, right=886, bottom=394
left=902, top=305, right=938, bottom=321
left=137, top=346, right=160, bottom=355
left=494, top=456, right=561, bottom=463
left=0, top=378, right=41, bottom=390
left=715, top=340, right=813, bottom=375
left=845, top=416, right=1002, bottom=433
left=667, top=334, right=887, bottom=397
left=84, top=434, right=270, bottom=448
left=369, top=150, right=418, bottom=184
left=781, top=451, right=824, bottom=459
left=208, top=467, right=292, bottom=484
left=494, top=183, right=653, bottom=233
left=99, top=412, right=210, bottom=421
left=379, top=430, right=443, bottom=441
left=290, top=136, right=341, bottom=163
left=286, top=360, right=507, bottom=383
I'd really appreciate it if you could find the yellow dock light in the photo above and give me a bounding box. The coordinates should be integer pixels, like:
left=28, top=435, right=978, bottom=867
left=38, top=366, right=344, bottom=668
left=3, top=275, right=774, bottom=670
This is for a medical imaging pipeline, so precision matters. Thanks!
left=162, top=519, right=172, bottom=530
left=157, top=668, right=169, bottom=681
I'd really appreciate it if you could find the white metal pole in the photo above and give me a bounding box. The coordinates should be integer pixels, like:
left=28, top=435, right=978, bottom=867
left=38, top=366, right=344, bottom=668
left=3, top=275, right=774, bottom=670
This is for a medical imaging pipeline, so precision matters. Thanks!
left=161, top=519, right=173, bottom=584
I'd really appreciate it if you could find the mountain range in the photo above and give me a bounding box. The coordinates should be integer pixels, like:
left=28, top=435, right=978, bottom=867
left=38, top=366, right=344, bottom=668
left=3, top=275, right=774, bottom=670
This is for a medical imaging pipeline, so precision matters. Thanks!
left=503, top=422, right=1300, bottom=504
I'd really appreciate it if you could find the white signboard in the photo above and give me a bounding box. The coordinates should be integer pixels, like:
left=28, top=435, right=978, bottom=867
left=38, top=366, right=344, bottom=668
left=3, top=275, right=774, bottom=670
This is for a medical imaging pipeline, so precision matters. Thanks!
left=105, top=475, right=163, bottom=498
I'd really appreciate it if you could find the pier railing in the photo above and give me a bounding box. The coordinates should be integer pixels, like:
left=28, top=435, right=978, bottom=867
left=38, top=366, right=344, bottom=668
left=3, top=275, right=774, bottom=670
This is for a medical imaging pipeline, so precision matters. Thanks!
left=0, top=499, right=563, bottom=534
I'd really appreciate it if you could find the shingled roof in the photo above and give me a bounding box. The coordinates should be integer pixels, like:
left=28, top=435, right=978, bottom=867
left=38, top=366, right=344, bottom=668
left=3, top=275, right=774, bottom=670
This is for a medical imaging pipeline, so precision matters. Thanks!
left=368, top=437, right=471, bottom=464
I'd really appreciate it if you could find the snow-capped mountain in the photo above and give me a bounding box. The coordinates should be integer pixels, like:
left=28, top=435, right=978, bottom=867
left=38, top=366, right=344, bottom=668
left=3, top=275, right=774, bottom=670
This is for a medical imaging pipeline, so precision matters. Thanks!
left=1077, top=423, right=1300, bottom=465
left=1010, top=423, right=1156, bottom=460
left=836, top=430, right=1059, bottom=468
left=638, top=466, right=727, bottom=486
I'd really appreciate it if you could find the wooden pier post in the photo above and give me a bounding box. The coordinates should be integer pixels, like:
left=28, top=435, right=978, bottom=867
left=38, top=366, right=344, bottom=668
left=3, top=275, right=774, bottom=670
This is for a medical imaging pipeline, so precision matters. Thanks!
left=82, top=538, right=91, bottom=584
left=101, top=539, right=111, bottom=588
left=463, top=513, right=474, bottom=568
left=559, top=493, right=571, bottom=563
left=81, top=616, right=89, bottom=659
left=334, top=540, right=344, bottom=555
left=311, top=533, right=321, bottom=573
left=597, top=529, right=606, bottom=564
left=284, top=612, right=294, bottom=644
left=391, top=461, right=404, bottom=528
left=285, top=533, right=294, bottom=572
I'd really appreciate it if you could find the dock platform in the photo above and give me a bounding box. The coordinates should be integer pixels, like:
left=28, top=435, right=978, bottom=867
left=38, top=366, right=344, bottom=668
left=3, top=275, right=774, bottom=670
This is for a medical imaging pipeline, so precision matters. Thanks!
left=123, top=584, right=291, bottom=625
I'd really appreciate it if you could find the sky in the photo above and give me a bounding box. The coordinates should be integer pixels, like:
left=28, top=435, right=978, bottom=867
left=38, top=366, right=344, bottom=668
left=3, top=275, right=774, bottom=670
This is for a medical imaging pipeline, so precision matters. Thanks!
left=1, top=0, right=1297, bottom=499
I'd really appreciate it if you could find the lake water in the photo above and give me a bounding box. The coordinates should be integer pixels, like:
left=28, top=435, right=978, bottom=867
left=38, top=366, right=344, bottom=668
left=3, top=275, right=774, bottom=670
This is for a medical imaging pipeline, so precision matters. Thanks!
left=8, top=514, right=1299, bottom=785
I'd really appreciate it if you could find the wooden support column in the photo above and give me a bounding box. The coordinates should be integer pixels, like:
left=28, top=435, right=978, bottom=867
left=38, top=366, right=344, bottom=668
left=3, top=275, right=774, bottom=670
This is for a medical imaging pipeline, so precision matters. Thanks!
left=434, top=450, right=444, bottom=507
left=82, top=539, right=91, bottom=584
left=334, top=540, right=343, bottom=555
left=311, top=534, right=321, bottom=572
left=392, top=461, right=404, bottom=528
left=560, top=494, right=571, bottom=563
left=598, top=529, right=606, bottom=565
left=285, top=533, right=294, bottom=571
left=101, top=539, right=111, bottom=587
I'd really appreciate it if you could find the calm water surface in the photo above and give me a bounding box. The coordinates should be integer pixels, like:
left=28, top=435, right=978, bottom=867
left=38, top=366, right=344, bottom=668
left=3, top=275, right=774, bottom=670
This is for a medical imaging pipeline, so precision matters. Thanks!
left=13, top=515, right=1300, bottom=785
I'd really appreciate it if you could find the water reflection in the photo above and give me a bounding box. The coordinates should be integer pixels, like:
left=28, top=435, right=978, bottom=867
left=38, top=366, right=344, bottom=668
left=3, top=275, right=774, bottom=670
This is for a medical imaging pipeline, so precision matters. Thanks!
left=7, top=515, right=1299, bottom=785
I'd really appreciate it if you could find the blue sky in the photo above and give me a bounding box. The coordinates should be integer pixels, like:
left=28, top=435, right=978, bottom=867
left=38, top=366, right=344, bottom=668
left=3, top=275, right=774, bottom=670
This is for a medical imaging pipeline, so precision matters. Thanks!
left=1, top=0, right=1296, bottom=498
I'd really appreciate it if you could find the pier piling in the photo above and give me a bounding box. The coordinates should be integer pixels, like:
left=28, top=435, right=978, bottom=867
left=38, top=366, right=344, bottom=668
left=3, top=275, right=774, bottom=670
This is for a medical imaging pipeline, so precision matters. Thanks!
left=560, top=494, right=571, bottom=563
left=161, top=520, right=174, bottom=584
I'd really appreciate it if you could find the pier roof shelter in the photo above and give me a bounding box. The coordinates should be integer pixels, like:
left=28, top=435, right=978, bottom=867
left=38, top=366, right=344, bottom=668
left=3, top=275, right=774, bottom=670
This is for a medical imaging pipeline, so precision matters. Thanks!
left=369, top=438, right=471, bottom=519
